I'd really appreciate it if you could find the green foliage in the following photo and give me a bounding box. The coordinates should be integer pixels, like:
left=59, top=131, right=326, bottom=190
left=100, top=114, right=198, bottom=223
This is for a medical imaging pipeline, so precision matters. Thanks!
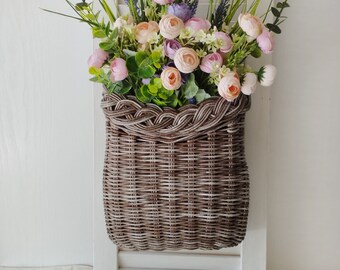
left=266, top=0, right=290, bottom=34
left=195, top=89, right=211, bottom=103
left=183, top=74, right=199, bottom=99
left=135, top=78, right=178, bottom=107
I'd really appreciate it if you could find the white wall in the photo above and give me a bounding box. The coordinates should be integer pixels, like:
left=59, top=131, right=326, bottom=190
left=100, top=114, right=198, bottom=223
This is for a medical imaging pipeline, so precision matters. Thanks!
left=267, top=1, right=340, bottom=269
left=0, top=1, right=93, bottom=267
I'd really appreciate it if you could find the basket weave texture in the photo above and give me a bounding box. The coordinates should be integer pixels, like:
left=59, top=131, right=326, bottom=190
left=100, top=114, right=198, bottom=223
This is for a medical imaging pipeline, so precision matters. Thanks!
left=101, top=92, right=251, bottom=251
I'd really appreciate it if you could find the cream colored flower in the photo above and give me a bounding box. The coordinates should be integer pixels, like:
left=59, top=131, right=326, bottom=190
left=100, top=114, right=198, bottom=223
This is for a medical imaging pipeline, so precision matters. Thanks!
left=135, top=21, right=159, bottom=44
left=241, top=73, right=257, bottom=95
left=161, top=67, right=182, bottom=90
left=159, top=14, right=184, bottom=39
left=238, top=13, right=264, bottom=38
left=260, top=65, right=277, bottom=87
left=218, top=72, right=241, bottom=102
left=174, top=47, right=200, bottom=74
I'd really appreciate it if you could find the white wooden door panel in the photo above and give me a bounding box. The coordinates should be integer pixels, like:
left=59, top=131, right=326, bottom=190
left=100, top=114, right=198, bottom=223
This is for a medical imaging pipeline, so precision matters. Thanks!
left=119, top=251, right=240, bottom=270
left=0, top=0, right=93, bottom=267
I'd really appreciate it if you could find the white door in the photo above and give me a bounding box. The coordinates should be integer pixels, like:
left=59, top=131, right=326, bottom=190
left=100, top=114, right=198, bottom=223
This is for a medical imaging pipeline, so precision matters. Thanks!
left=0, top=0, right=269, bottom=269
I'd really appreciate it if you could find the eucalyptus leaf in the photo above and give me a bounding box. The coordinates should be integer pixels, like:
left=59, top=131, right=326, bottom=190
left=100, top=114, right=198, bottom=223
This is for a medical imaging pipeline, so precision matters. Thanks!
left=183, top=74, right=199, bottom=99
left=271, top=7, right=280, bottom=17
left=195, top=89, right=211, bottom=103
left=266, top=23, right=282, bottom=34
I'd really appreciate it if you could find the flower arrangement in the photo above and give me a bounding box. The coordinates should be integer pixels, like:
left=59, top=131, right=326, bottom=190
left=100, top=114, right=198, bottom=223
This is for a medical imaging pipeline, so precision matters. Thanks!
left=44, top=0, right=289, bottom=108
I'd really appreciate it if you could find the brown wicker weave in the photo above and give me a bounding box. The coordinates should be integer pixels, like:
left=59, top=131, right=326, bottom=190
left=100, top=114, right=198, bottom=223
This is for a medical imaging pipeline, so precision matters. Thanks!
left=101, top=92, right=251, bottom=251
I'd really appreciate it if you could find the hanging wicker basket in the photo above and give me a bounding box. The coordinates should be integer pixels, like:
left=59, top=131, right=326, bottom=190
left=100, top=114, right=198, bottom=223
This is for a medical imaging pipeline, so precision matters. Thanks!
left=101, top=92, right=251, bottom=251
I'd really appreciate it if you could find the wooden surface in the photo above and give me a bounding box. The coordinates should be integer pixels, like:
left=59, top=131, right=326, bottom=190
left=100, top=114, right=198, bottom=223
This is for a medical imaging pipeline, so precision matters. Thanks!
left=0, top=0, right=93, bottom=267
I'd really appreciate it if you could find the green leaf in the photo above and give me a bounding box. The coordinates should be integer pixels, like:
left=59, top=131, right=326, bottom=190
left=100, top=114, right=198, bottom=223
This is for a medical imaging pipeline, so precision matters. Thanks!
left=266, top=23, right=282, bottom=34
left=140, top=85, right=153, bottom=101
left=126, top=56, right=139, bottom=73
left=251, top=47, right=262, bottom=58
left=109, top=27, right=118, bottom=40
left=105, top=21, right=111, bottom=36
left=92, top=28, right=107, bottom=38
left=276, top=2, right=283, bottom=8
left=151, top=78, right=162, bottom=88
left=271, top=7, right=281, bottom=17
left=89, top=76, right=99, bottom=82
left=183, top=74, right=199, bottom=99
left=89, top=66, right=101, bottom=75
left=106, top=81, right=123, bottom=94
left=158, top=88, right=174, bottom=100
left=99, top=40, right=114, bottom=50
left=195, top=89, right=211, bottom=103
left=138, top=65, right=155, bottom=78
left=136, top=87, right=152, bottom=103
left=135, top=51, right=149, bottom=65
left=166, top=94, right=178, bottom=108
left=115, top=80, right=132, bottom=95
left=153, top=98, right=167, bottom=106
left=282, top=2, right=290, bottom=8
left=150, top=51, right=161, bottom=63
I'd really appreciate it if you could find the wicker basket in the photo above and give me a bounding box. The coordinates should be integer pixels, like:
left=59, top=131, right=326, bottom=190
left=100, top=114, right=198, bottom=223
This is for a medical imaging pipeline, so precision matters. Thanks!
left=101, top=92, right=251, bottom=251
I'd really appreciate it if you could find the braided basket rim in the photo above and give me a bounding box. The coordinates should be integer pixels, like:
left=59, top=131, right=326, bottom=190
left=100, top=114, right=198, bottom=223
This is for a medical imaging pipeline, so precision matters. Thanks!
left=101, top=92, right=251, bottom=143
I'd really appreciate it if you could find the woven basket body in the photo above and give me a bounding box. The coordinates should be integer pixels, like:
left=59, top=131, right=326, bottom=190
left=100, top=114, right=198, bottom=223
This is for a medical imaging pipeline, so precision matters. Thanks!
left=101, top=93, right=251, bottom=251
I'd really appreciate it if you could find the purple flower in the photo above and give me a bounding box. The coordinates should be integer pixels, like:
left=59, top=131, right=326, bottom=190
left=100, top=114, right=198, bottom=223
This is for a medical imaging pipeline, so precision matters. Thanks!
left=164, top=40, right=182, bottom=60
left=168, top=3, right=192, bottom=22
left=142, top=78, right=151, bottom=85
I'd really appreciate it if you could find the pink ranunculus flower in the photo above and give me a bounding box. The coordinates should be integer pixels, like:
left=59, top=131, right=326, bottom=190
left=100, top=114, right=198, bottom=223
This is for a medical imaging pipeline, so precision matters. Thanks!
left=153, top=0, right=174, bottom=5
left=185, top=17, right=211, bottom=32
left=257, top=29, right=274, bottom=54
left=164, top=39, right=182, bottom=60
left=259, top=65, right=277, bottom=87
left=87, top=49, right=109, bottom=68
left=161, top=67, right=182, bottom=90
left=218, top=72, right=241, bottom=102
left=135, top=21, right=159, bottom=44
left=174, top=47, right=200, bottom=74
left=159, top=15, right=184, bottom=39
left=200, top=53, right=223, bottom=74
left=238, top=13, right=264, bottom=38
left=110, top=58, right=128, bottom=82
left=215, top=32, right=233, bottom=53
left=241, top=73, right=257, bottom=95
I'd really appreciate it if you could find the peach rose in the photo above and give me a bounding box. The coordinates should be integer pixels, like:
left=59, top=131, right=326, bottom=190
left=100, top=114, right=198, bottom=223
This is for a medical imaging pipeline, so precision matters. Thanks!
left=238, top=13, right=264, bottom=38
left=159, top=14, right=184, bottom=39
left=218, top=72, right=241, bottom=102
left=135, top=21, right=159, bottom=44
left=174, top=47, right=200, bottom=74
left=161, top=67, right=182, bottom=90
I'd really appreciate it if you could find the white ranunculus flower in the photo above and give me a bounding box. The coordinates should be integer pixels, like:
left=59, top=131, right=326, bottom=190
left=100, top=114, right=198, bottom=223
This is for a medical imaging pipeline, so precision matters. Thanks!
left=260, top=65, right=277, bottom=87
left=238, top=13, right=264, bottom=38
left=241, top=73, right=257, bottom=95
left=159, top=14, right=184, bottom=39
left=174, top=47, right=200, bottom=74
